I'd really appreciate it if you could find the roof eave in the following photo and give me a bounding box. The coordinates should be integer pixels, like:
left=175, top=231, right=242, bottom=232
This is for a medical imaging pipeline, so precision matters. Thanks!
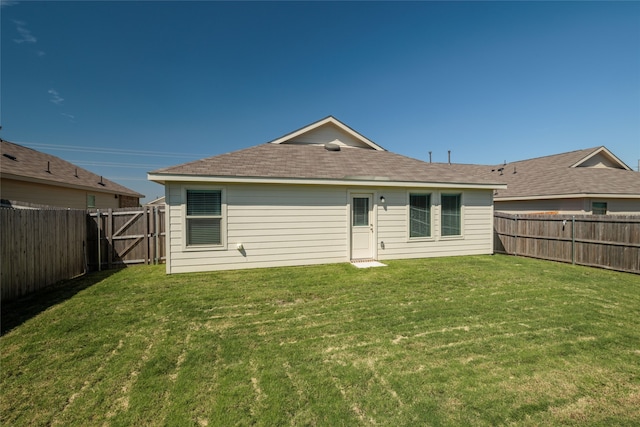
left=147, top=172, right=506, bottom=190
left=2, top=172, right=144, bottom=198
left=495, top=193, right=640, bottom=202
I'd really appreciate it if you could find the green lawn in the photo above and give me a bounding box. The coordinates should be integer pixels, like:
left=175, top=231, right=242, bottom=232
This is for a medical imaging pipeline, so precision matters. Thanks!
left=1, top=255, right=639, bottom=426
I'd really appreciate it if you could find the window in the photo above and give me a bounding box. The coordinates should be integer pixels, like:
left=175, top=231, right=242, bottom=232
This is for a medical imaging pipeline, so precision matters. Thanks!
left=352, top=197, right=369, bottom=226
left=592, top=202, right=607, bottom=215
left=87, top=194, right=96, bottom=208
left=441, top=194, right=461, bottom=236
left=186, top=189, right=222, bottom=246
left=409, top=193, right=431, bottom=238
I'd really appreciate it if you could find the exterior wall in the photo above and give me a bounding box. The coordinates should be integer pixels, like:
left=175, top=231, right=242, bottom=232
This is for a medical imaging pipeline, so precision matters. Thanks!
left=166, top=183, right=349, bottom=273
left=165, top=182, right=495, bottom=274
left=0, top=178, right=122, bottom=209
left=495, top=198, right=640, bottom=215
left=376, top=189, right=494, bottom=261
left=119, top=194, right=140, bottom=208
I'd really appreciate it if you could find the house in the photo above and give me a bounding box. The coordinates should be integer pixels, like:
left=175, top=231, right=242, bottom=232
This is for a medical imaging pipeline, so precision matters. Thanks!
left=145, top=196, right=166, bottom=206
left=148, top=117, right=506, bottom=273
left=491, top=146, right=640, bottom=215
left=1, top=139, right=143, bottom=209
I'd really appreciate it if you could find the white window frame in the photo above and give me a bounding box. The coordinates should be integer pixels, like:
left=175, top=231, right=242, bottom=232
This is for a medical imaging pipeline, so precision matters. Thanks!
left=182, top=186, right=226, bottom=251
left=407, top=192, right=434, bottom=241
left=440, top=192, right=464, bottom=239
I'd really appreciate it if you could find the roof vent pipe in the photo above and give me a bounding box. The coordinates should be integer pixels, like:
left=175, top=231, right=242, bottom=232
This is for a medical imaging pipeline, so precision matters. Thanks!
left=46, top=161, right=51, bottom=173
left=429, top=151, right=432, bottom=163
left=448, top=150, right=451, bottom=165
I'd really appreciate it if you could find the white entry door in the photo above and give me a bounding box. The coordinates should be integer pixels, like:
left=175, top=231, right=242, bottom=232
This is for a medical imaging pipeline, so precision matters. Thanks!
left=351, top=194, right=374, bottom=260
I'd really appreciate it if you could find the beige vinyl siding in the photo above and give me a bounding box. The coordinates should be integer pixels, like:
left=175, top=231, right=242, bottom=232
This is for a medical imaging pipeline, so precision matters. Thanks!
left=166, top=183, right=349, bottom=273
left=377, top=189, right=494, bottom=261
left=495, top=198, right=640, bottom=215
left=1, top=178, right=120, bottom=209
left=165, top=183, right=496, bottom=273
left=602, top=199, right=640, bottom=214
left=287, top=123, right=372, bottom=148
left=577, top=152, right=624, bottom=169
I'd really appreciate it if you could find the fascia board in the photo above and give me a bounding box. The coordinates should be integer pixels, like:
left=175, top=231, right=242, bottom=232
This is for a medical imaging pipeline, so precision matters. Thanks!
left=495, top=193, right=640, bottom=201
left=147, top=172, right=507, bottom=190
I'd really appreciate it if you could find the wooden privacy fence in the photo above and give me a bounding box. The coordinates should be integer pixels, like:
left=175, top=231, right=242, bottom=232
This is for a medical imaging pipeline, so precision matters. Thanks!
left=494, top=212, right=640, bottom=274
left=87, top=206, right=165, bottom=270
left=1, top=207, right=87, bottom=301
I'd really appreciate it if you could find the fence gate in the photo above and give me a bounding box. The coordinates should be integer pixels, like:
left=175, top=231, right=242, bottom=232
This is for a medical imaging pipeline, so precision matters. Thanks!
left=87, top=206, right=165, bottom=270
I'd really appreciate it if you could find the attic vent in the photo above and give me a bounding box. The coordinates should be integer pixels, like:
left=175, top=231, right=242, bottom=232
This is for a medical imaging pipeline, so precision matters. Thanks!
left=324, top=142, right=341, bottom=152
left=3, top=153, right=17, bottom=161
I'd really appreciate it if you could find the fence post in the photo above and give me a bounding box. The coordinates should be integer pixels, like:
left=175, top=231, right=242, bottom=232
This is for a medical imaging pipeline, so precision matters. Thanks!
left=514, top=215, right=519, bottom=257
left=107, top=208, right=113, bottom=269
left=96, top=209, right=101, bottom=272
left=572, top=215, right=575, bottom=265
left=154, top=206, right=160, bottom=265
left=143, top=206, right=149, bottom=264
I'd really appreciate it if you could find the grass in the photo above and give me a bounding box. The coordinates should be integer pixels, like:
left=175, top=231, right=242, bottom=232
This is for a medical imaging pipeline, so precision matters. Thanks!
left=1, top=255, right=639, bottom=426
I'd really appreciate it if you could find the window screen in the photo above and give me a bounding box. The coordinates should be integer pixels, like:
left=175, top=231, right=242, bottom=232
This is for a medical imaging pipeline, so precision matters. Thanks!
left=441, top=194, right=461, bottom=236
left=186, top=189, right=222, bottom=246
left=410, top=194, right=431, bottom=238
left=187, top=190, right=221, bottom=216
left=352, top=197, right=369, bottom=226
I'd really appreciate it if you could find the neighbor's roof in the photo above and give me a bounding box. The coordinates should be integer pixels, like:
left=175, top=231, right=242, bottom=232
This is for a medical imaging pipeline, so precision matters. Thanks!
left=1, top=139, right=144, bottom=198
left=149, top=143, right=504, bottom=188
left=490, top=147, right=639, bottom=200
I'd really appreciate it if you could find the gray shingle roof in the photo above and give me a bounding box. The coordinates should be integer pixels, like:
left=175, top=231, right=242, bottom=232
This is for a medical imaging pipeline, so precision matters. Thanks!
left=489, top=147, right=640, bottom=199
left=150, top=143, right=503, bottom=186
left=1, top=140, right=143, bottom=197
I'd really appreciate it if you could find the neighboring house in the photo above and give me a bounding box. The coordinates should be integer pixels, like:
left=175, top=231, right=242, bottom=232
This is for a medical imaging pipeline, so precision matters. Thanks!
left=491, top=146, right=640, bottom=215
left=148, top=116, right=506, bottom=274
left=1, top=139, right=143, bottom=209
left=145, top=196, right=166, bottom=206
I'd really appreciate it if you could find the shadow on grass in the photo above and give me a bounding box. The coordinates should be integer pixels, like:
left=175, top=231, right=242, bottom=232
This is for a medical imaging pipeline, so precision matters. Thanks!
left=1, top=269, right=119, bottom=336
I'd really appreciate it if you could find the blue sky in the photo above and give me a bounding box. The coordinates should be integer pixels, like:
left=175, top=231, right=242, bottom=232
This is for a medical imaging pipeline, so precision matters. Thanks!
left=2, top=1, right=639, bottom=202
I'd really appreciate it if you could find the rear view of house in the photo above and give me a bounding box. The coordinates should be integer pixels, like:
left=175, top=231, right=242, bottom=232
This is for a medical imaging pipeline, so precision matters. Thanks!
left=148, top=117, right=506, bottom=273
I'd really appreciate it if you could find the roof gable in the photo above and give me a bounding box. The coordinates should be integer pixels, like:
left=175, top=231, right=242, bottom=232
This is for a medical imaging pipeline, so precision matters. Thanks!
left=571, top=146, right=631, bottom=170
left=268, top=116, right=386, bottom=151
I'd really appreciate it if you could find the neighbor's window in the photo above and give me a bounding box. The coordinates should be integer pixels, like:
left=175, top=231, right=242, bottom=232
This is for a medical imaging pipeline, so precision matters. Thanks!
left=592, top=202, right=607, bottom=215
left=441, top=194, right=461, bottom=236
left=409, top=193, right=431, bottom=238
left=87, top=194, right=96, bottom=208
left=186, top=189, right=222, bottom=246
